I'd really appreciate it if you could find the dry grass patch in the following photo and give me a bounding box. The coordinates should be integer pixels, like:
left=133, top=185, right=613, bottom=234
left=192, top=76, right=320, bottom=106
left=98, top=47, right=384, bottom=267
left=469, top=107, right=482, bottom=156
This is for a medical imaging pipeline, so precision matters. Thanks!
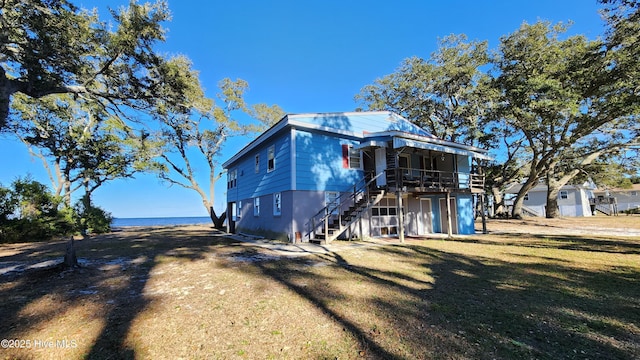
left=1, top=220, right=639, bottom=359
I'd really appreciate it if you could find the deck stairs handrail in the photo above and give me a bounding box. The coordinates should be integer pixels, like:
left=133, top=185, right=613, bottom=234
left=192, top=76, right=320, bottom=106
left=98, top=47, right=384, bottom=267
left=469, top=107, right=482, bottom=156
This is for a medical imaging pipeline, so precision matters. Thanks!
left=521, top=205, right=541, bottom=217
left=307, top=172, right=385, bottom=244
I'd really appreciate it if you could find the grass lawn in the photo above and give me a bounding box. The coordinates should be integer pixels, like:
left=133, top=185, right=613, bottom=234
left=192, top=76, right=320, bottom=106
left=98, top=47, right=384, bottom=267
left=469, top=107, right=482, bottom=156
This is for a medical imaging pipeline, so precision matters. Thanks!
left=1, top=217, right=639, bottom=359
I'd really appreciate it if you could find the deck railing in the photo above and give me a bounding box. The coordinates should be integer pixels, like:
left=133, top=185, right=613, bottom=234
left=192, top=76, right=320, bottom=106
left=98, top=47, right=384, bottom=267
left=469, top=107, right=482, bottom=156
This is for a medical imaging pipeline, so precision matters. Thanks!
left=386, top=167, right=485, bottom=193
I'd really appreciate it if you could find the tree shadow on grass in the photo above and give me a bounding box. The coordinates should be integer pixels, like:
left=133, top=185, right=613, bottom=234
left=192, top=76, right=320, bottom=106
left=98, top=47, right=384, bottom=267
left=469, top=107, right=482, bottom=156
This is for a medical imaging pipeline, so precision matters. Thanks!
left=0, top=227, right=243, bottom=359
left=244, top=241, right=640, bottom=359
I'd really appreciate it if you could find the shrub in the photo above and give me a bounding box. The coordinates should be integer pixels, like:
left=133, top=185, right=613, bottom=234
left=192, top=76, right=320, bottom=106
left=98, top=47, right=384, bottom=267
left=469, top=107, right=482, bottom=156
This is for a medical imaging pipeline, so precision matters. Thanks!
left=0, top=177, right=75, bottom=243
left=74, top=195, right=113, bottom=235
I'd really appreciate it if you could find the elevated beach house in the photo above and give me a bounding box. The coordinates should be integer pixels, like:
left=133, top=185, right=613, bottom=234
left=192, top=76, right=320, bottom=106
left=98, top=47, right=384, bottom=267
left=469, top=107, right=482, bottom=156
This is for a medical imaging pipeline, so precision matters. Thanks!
left=222, top=111, right=491, bottom=243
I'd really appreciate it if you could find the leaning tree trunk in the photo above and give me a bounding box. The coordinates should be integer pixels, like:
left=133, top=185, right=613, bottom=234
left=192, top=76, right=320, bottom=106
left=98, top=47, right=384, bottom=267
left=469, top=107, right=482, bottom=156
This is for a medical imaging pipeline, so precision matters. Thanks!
left=512, top=173, right=540, bottom=219
left=209, top=206, right=227, bottom=229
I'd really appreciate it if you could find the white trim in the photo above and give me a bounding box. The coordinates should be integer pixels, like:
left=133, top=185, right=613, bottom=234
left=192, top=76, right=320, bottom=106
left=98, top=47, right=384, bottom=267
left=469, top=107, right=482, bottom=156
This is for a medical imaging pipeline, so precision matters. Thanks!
left=290, top=128, right=296, bottom=191
left=393, top=137, right=491, bottom=161
left=222, top=117, right=289, bottom=168
left=287, top=119, right=363, bottom=139
left=419, top=198, right=432, bottom=235
left=273, top=192, right=282, bottom=216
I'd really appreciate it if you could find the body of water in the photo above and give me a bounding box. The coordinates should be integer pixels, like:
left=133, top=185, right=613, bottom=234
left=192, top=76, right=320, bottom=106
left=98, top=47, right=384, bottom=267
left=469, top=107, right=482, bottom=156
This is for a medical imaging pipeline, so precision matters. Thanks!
left=111, top=216, right=212, bottom=227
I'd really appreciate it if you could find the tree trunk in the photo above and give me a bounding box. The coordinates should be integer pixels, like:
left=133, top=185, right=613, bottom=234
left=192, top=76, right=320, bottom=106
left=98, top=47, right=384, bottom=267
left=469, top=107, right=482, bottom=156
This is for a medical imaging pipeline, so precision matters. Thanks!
left=545, top=151, right=604, bottom=218
left=491, top=186, right=507, bottom=217
left=209, top=206, right=227, bottom=229
left=512, top=174, right=540, bottom=219
left=546, top=171, right=561, bottom=218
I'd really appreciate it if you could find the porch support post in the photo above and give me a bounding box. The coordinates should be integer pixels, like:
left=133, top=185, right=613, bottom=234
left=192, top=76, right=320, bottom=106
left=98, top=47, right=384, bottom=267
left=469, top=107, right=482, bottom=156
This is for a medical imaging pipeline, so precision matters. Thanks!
left=446, top=191, right=453, bottom=238
left=397, top=189, right=405, bottom=243
left=480, top=193, right=487, bottom=234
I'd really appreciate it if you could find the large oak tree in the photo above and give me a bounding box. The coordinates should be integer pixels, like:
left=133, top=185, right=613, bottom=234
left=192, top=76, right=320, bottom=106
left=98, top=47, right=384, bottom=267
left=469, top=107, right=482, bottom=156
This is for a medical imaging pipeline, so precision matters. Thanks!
left=0, top=0, right=194, bottom=130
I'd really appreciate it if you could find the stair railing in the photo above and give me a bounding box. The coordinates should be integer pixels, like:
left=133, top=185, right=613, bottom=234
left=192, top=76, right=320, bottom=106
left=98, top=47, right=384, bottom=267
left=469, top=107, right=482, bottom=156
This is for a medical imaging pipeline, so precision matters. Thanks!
left=308, top=171, right=385, bottom=242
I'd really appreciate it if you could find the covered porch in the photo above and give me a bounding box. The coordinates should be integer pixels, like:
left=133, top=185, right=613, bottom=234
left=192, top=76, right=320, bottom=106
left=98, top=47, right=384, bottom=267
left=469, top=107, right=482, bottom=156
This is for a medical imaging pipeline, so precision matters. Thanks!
left=358, top=132, right=490, bottom=240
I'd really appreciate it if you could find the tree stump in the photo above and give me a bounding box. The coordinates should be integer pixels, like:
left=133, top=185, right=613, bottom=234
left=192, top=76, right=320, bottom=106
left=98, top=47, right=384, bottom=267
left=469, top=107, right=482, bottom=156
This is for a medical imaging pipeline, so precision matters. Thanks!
left=63, top=237, right=79, bottom=269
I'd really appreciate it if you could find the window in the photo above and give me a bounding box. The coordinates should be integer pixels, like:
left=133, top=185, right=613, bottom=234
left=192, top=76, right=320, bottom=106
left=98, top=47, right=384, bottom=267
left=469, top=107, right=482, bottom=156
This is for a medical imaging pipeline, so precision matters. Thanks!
left=231, top=202, right=237, bottom=221
left=273, top=192, right=282, bottom=216
left=524, top=193, right=529, bottom=201
left=370, top=197, right=400, bottom=237
left=254, top=197, right=260, bottom=216
left=371, top=198, right=397, bottom=217
left=267, top=145, right=276, bottom=172
left=341, top=144, right=362, bottom=169
left=227, top=169, right=237, bottom=189
left=631, top=191, right=638, bottom=196
left=559, top=190, right=568, bottom=200
left=237, top=200, right=242, bottom=218
left=255, top=154, right=260, bottom=173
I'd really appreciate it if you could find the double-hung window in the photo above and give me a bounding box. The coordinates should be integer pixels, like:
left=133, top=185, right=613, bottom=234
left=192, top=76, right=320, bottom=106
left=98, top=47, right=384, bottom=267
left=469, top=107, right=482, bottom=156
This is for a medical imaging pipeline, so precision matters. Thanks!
left=342, top=144, right=362, bottom=169
left=227, top=169, right=237, bottom=189
left=267, top=145, right=276, bottom=172
left=273, top=192, right=282, bottom=216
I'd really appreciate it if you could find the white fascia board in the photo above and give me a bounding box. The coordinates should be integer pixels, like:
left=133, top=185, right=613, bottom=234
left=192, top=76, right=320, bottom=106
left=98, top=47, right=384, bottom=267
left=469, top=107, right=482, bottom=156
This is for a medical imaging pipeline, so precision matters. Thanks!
left=373, top=130, right=489, bottom=155
left=286, top=119, right=364, bottom=139
left=222, top=115, right=290, bottom=169
left=222, top=114, right=367, bottom=169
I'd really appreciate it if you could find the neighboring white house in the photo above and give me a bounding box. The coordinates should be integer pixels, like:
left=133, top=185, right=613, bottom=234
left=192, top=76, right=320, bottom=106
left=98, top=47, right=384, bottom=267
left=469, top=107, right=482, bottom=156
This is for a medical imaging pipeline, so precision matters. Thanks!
left=505, top=182, right=596, bottom=217
left=594, top=184, right=640, bottom=213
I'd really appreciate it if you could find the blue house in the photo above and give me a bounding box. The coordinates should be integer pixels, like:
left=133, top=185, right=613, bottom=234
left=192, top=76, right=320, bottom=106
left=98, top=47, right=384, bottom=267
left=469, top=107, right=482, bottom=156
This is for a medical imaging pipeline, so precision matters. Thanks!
left=222, top=111, right=490, bottom=243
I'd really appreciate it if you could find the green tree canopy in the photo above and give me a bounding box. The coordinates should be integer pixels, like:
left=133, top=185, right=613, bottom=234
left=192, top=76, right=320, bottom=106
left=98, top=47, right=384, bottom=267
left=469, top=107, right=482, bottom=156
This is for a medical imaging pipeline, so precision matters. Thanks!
left=0, top=0, right=193, bottom=129
left=356, top=34, right=493, bottom=148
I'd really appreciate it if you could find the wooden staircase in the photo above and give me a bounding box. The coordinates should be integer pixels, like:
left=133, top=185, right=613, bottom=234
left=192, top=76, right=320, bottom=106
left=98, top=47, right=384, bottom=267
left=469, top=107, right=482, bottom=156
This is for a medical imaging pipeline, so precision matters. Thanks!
left=308, top=173, right=386, bottom=244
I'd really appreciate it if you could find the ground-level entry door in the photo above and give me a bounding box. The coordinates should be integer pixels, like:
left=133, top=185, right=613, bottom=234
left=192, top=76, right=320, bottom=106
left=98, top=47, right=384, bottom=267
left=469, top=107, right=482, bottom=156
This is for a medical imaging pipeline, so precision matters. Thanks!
left=419, top=199, right=432, bottom=235
left=439, top=197, right=458, bottom=235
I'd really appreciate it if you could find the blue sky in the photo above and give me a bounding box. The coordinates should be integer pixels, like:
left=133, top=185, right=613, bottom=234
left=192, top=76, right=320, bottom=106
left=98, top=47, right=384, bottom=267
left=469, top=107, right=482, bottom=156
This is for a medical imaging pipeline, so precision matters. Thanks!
left=0, top=0, right=605, bottom=218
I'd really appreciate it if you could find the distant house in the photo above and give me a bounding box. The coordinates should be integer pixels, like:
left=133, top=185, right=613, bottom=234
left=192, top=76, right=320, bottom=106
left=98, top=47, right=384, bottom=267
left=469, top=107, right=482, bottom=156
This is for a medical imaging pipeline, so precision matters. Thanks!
left=222, top=111, right=491, bottom=243
left=505, top=182, right=596, bottom=217
left=593, top=184, right=640, bottom=214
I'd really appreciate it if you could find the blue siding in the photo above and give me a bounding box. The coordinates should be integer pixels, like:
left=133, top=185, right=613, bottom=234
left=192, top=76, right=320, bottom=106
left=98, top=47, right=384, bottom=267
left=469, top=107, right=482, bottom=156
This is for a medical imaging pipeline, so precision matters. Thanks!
left=456, top=155, right=472, bottom=189
left=295, top=129, right=364, bottom=192
left=227, top=131, right=291, bottom=202
left=457, top=194, right=475, bottom=234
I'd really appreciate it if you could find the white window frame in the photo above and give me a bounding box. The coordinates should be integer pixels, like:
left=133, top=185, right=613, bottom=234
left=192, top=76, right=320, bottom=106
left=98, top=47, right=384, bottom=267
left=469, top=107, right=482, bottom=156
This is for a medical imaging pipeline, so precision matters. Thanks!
left=348, top=146, right=362, bottom=170
left=273, top=192, right=282, bottom=216
left=254, top=197, right=260, bottom=216
left=237, top=200, right=242, bottom=219
left=267, top=145, right=276, bottom=172
left=559, top=190, right=568, bottom=200
left=228, top=169, right=237, bottom=189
